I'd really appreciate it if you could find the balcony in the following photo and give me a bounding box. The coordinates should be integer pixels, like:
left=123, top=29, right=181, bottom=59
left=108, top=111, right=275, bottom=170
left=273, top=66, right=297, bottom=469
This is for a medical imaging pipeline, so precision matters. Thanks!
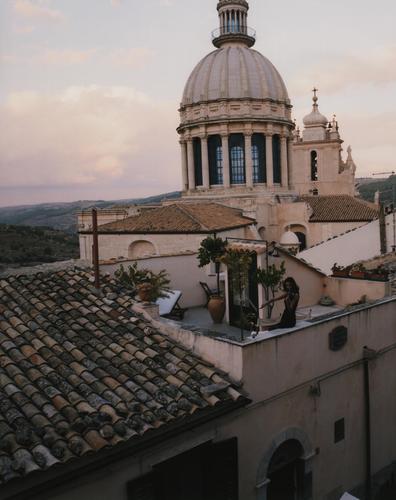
left=212, top=26, right=256, bottom=48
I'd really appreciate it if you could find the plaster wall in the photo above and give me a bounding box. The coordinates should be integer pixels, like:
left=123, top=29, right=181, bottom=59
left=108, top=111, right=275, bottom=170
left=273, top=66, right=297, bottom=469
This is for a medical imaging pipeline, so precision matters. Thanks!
left=291, top=141, right=355, bottom=196
left=80, top=226, right=251, bottom=263
left=299, top=214, right=395, bottom=275
left=101, top=253, right=219, bottom=308
left=325, top=277, right=391, bottom=306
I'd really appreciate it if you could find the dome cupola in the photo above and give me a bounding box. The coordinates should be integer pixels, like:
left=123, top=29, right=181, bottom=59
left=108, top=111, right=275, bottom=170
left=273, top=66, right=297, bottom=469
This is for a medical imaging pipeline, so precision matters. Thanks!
left=212, top=0, right=256, bottom=48
left=303, top=88, right=328, bottom=128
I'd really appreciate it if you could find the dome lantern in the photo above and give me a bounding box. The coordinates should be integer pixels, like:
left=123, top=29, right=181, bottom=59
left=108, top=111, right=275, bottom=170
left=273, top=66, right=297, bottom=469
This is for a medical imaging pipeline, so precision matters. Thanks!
left=212, top=0, right=256, bottom=48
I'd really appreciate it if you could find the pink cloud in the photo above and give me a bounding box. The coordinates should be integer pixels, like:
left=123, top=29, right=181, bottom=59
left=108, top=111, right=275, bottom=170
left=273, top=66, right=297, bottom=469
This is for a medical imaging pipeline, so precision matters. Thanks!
left=35, top=49, right=96, bottom=65
left=0, top=86, right=180, bottom=195
left=109, top=48, right=155, bottom=68
left=14, top=0, right=65, bottom=22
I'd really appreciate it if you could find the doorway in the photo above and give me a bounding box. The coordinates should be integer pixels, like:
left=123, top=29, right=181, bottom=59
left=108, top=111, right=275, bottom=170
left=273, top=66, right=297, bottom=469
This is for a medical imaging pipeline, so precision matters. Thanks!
left=228, top=251, right=258, bottom=329
left=267, top=440, right=305, bottom=500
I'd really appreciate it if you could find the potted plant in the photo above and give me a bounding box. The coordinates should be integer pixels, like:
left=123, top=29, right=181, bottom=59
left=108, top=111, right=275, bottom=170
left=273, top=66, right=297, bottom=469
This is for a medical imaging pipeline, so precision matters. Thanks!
left=256, top=261, right=286, bottom=320
left=331, top=263, right=351, bottom=278
left=220, top=248, right=252, bottom=341
left=197, top=235, right=228, bottom=323
left=349, top=263, right=366, bottom=279
left=365, top=266, right=389, bottom=281
left=115, top=263, right=171, bottom=303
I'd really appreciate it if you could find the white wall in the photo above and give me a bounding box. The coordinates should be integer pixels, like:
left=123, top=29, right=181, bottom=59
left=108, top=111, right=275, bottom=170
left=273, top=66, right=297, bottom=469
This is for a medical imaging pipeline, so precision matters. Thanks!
left=298, top=214, right=395, bottom=275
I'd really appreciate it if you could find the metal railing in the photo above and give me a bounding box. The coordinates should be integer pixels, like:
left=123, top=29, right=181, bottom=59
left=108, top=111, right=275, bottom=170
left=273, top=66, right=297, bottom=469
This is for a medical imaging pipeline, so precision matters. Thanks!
left=211, top=26, right=256, bottom=40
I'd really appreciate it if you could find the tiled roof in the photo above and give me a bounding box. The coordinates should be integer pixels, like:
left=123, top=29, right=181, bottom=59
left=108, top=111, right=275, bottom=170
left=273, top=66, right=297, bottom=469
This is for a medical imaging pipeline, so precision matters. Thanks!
left=93, top=203, right=255, bottom=234
left=299, top=195, right=379, bottom=222
left=0, top=269, right=245, bottom=487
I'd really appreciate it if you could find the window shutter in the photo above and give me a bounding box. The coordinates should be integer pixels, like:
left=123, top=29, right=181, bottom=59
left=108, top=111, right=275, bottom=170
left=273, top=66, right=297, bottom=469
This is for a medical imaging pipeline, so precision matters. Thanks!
left=206, top=438, right=239, bottom=500
left=127, top=472, right=156, bottom=500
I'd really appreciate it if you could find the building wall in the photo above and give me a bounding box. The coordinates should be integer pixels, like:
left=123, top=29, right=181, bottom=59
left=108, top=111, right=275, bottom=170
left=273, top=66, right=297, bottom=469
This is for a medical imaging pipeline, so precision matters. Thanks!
left=80, top=226, right=252, bottom=263
left=161, top=298, right=396, bottom=499
left=292, top=141, right=355, bottom=197
left=325, top=276, right=391, bottom=306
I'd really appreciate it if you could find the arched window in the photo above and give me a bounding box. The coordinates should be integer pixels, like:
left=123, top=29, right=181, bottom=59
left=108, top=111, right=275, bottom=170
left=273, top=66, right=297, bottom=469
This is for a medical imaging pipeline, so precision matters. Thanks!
left=208, top=135, right=223, bottom=185
left=252, top=133, right=266, bottom=183
left=272, top=134, right=281, bottom=184
left=193, top=137, right=203, bottom=187
left=128, top=240, right=156, bottom=259
left=311, top=150, right=318, bottom=181
left=229, top=133, right=245, bottom=184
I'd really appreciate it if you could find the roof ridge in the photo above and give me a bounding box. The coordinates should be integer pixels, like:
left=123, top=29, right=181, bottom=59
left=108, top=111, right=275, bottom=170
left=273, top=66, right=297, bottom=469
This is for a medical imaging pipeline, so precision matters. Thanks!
left=175, top=203, right=209, bottom=230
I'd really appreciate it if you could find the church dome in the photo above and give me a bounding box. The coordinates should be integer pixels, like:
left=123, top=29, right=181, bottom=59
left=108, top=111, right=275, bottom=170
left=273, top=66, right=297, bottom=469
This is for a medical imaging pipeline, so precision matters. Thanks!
left=182, top=47, right=290, bottom=107
left=280, top=229, right=300, bottom=246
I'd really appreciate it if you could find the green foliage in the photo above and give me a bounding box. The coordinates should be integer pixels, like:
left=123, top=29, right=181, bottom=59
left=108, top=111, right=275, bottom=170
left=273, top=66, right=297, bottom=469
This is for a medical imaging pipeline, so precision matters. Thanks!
left=221, top=249, right=253, bottom=340
left=197, top=236, right=227, bottom=267
left=115, top=263, right=171, bottom=302
left=0, top=224, right=79, bottom=267
left=256, top=261, right=286, bottom=289
left=256, top=261, right=286, bottom=319
left=197, top=235, right=228, bottom=296
left=358, top=175, right=396, bottom=205
left=221, top=249, right=252, bottom=292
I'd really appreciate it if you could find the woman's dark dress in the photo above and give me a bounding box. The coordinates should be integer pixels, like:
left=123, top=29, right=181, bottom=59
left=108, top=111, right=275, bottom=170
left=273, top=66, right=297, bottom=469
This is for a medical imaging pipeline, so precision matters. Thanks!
left=268, top=291, right=299, bottom=330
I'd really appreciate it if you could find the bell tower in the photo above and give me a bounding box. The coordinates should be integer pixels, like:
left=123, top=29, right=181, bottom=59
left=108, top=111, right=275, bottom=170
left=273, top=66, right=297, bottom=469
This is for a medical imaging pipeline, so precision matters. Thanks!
left=212, top=0, right=256, bottom=48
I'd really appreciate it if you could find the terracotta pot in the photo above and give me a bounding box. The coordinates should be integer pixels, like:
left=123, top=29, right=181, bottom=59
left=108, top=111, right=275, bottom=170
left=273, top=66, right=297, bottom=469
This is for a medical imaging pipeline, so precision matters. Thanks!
left=208, top=296, right=225, bottom=324
left=350, top=271, right=365, bottom=279
left=137, top=283, right=153, bottom=302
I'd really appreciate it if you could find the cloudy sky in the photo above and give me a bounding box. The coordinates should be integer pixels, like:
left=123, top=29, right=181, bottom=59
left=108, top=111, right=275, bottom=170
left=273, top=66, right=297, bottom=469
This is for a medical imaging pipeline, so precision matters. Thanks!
left=0, top=0, right=395, bottom=207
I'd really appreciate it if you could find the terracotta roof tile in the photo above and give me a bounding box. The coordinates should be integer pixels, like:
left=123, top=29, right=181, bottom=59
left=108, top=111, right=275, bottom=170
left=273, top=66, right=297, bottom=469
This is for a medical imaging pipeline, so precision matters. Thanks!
left=0, top=268, right=246, bottom=487
left=299, top=195, right=379, bottom=222
left=93, top=202, right=255, bottom=234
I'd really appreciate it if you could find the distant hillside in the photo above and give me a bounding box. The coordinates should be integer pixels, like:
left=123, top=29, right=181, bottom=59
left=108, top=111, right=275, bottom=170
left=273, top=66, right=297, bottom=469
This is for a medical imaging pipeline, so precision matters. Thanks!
left=0, top=225, right=79, bottom=270
left=0, top=191, right=181, bottom=233
left=357, top=175, right=395, bottom=205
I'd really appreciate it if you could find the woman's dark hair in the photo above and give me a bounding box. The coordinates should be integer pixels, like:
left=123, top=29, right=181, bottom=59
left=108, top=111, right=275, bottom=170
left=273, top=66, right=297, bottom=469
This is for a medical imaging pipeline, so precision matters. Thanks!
left=283, top=277, right=300, bottom=293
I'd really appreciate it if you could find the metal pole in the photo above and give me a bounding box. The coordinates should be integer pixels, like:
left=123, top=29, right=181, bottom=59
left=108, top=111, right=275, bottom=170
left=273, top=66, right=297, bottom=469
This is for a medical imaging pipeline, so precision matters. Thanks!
left=92, top=208, right=100, bottom=290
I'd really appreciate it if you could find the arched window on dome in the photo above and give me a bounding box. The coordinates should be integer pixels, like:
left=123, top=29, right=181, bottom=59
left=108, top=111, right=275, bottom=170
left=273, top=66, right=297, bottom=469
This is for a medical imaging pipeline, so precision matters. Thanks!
left=272, top=134, right=281, bottom=184
left=193, top=137, right=203, bottom=187
left=311, top=150, right=318, bottom=181
left=229, top=134, right=245, bottom=184
left=208, top=135, right=223, bottom=185
left=252, top=133, right=266, bottom=184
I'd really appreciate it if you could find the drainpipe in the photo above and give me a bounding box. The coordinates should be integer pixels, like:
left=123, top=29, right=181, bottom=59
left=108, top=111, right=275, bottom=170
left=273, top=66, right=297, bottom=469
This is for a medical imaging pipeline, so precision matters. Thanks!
left=379, top=204, right=387, bottom=255
left=363, top=346, right=376, bottom=500
left=92, top=208, right=100, bottom=290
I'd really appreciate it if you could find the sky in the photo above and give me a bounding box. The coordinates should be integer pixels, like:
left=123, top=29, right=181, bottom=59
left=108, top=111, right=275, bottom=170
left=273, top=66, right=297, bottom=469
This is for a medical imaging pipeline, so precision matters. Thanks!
left=0, top=0, right=395, bottom=207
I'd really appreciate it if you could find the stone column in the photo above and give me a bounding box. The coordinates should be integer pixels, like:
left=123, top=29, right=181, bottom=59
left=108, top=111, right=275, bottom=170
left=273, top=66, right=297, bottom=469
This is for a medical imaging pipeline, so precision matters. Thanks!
left=245, top=133, right=253, bottom=187
left=180, top=140, right=188, bottom=191
left=281, top=136, right=288, bottom=188
left=201, top=136, right=210, bottom=189
left=265, top=134, right=274, bottom=188
left=187, top=139, right=195, bottom=191
left=287, top=138, right=293, bottom=188
left=222, top=134, right=230, bottom=188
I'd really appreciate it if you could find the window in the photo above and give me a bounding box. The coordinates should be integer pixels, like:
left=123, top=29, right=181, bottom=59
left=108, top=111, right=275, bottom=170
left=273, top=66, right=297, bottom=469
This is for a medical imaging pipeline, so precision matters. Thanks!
left=311, top=150, right=318, bottom=181
left=272, top=134, right=281, bottom=184
left=252, top=133, right=266, bottom=183
left=193, top=138, right=203, bottom=187
left=229, top=133, right=245, bottom=184
left=334, top=418, right=345, bottom=443
left=208, top=135, right=223, bottom=185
